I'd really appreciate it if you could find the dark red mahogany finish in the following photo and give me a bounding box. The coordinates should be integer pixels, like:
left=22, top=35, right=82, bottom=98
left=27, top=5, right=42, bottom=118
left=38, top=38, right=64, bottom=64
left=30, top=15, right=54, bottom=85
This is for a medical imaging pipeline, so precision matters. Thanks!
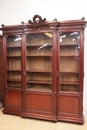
left=0, top=35, right=3, bottom=104
left=0, top=15, right=86, bottom=124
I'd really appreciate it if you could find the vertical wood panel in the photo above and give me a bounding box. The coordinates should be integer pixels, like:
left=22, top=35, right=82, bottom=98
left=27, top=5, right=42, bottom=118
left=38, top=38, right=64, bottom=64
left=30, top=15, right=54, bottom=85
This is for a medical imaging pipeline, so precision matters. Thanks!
left=0, top=35, right=3, bottom=103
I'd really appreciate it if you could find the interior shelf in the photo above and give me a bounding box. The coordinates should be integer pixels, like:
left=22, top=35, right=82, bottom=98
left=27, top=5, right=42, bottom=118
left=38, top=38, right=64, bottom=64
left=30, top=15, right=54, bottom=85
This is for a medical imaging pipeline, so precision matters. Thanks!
left=7, top=56, right=21, bottom=58
left=7, top=79, right=21, bottom=82
left=27, top=70, right=52, bottom=73
left=26, top=44, right=52, bottom=47
left=27, top=86, right=52, bottom=92
left=60, top=55, right=79, bottom=57
left=27, top=80, right=52, bottom=84
left=60, top=71, right=79, bottom=74
left=7, top=69, right=21, bottom=72
left=7, top=46, right=21, bottom=48
left=26, top=55, right=52, bottom=57
left=7, top=85, right=21, bottom=88
left=60, top=44, right=79, bottom=46
left=60, top=81, right=79, bottom=85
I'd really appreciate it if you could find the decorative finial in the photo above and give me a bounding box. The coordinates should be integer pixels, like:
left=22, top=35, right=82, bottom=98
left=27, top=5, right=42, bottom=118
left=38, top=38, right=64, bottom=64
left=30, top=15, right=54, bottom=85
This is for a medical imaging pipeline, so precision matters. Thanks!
left=54, top=18, right=57, bottom=21
left=1, top=24, right=5, bottom=27
left=21, top=21, right=24, bottom=24
left=81, top=17, right=85, bottom=21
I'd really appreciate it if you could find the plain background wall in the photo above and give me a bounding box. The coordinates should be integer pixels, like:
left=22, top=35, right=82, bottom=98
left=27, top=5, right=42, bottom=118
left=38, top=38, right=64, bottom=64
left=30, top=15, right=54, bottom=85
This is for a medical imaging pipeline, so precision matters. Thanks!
left=0, top=0, right=87, bottom=118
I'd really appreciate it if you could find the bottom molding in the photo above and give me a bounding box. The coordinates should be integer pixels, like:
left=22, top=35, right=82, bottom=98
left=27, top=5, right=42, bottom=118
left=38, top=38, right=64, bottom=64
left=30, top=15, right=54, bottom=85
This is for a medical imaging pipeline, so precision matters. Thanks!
left=57, top=115, right=84, bottom=124
left=21, top=112, right=57, bottom=122
left=3, top=108, right=22, bottom=116
left=2, top=108, right=84, bottom=124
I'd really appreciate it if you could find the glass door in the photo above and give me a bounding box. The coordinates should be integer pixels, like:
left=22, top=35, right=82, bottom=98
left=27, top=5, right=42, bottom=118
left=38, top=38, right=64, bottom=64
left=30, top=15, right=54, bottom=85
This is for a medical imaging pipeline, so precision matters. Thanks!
left=26, top=33, right=53, bottom=92
left=59, top=32, right=80, bottom=92
left=7, top=35, right=22, bottom=89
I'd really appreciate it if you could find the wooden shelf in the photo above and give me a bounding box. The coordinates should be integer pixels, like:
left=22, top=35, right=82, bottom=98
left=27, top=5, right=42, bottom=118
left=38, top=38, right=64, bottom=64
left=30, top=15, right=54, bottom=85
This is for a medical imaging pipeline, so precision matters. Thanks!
left=27, top=87, right=52, bottom=92
left=7, top=79, right=21, bottom=82
left=60, top=55, right=79, bottom=57
left=7, top=69, right=52, bottom=73
left=60, top=81, right=79, bottom=85
left=27, top=80, right=52, bottom=84
left=7, top=69, right=21, bottom=72
left=7, top=56, right=21, bottom=58
left=7, top=85, right=21, bottom=88
left=26, top=44, right=52, bottom=47
left=7, top=46, right=21, bottom=48
left=60, top=71, right=79, bottom=74
left=60, top=44, right=79, bottom=46
left=26, top=55, right=52, bottom=57
left=27, top=70, right=52, bottom=73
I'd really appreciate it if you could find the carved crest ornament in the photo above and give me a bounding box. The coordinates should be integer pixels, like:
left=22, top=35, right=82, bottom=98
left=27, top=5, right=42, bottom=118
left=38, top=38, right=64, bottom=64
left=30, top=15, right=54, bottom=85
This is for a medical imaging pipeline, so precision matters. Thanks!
left=28, top=15, right=49, bottom=29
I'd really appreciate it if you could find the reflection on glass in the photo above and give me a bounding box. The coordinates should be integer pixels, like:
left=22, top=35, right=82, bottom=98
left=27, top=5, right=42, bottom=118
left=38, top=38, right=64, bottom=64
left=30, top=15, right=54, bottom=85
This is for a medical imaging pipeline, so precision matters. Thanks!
left=59, top=32, right=80, bottom=92
left=7, top=35, right=22, bottom=88
left=26, top=33, right=53, bottom=92
left=60, top=32, right=80, bottom=45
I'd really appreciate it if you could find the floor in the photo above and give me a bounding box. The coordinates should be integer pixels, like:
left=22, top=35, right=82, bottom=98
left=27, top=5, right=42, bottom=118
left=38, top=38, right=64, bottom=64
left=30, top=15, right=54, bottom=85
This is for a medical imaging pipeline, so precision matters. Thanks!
left=0, top=103, right=87, bottom=130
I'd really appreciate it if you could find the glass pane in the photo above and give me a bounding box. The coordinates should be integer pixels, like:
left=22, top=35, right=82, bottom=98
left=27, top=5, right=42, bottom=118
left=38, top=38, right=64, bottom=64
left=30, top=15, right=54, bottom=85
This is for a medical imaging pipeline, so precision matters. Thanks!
left=60, top=57, right=79, bottom=72
left=59, top=32, right=80, bottom=92
left=26, top=33, right=53, bottom=92
left=7, top=35, right=22, bottom=88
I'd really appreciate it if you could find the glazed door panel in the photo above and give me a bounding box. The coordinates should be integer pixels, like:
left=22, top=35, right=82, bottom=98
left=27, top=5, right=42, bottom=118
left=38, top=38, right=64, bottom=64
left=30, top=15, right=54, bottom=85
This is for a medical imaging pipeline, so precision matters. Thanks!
left=59, top=31, right=80, bottom=92
left=57, top=31, right=82, bottom=119
left=26, top=33, right=53, bottom=92
left=3, top=35, right=23, bottom=111
left=6, top=35, right=22, bottom=89
left=23, top=32, right=57, bottom=119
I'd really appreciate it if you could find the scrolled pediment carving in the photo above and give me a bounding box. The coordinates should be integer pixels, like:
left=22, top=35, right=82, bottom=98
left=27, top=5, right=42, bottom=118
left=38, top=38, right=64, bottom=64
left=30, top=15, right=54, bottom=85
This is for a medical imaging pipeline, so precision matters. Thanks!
left=28, top=15, right=49, bottom=29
